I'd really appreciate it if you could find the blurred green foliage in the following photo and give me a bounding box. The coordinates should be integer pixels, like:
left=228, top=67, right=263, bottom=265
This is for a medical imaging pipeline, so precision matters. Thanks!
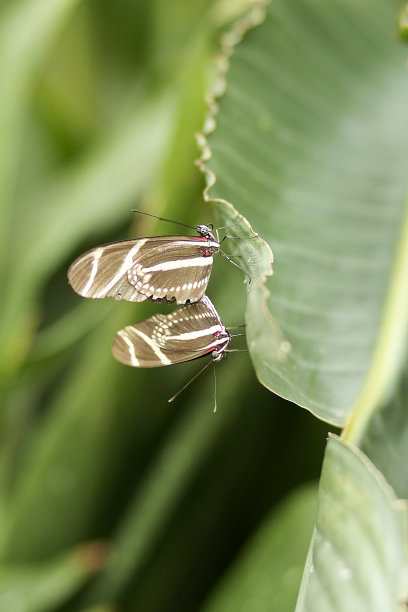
left=0, top=1, right=329, bottom=610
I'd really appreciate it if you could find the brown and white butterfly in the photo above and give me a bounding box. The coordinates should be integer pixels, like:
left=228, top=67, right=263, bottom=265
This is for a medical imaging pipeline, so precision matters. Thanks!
left=112, top=295, right=230, bottom=368
left=68, top=210, right=255, bottom=305
left=68, top=216, right=221, bottom=305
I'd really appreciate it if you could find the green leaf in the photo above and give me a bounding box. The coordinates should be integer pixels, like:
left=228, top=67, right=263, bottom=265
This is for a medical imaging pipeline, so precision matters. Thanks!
left=0, top=0, right=82, bottom=280
left=0, top=308, right=137, bottom=560
left=296, top=435, right=408, bottom=612
left=0, top=542, right=107, bottom=612
left=201, top=483, right=317, bottom=612
left=78, top=355, right=255, bottom=606
left=202, top=0, right=408, bottom=425
left=398, top=3, right=408, bottom=41
left=359, top=365, right=408, bottom=500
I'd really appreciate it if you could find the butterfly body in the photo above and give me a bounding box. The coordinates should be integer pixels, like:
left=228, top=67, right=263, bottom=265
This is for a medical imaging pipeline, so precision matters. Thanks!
left=112, top=296, right=230, bottom=367
left=68, top=228, right=220, bottom=305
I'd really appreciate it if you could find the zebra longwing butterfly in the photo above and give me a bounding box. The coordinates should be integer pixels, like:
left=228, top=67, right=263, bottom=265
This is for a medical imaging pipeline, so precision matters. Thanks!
left=112, top=296, right=230, bottom=368
left=68, top=218, right=220, bottom=305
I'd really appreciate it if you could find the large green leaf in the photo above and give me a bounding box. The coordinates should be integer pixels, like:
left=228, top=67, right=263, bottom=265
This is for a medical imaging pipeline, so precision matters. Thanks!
left=359, top=365, right=408, bottom=500
left=203, top=0, right=408, bottom=425
left=296, top=436, right=408, bottom=611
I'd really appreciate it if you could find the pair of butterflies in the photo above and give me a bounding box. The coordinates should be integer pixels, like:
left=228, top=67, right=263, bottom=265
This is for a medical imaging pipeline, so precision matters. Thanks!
left=68, top=213, right=242, bottom=370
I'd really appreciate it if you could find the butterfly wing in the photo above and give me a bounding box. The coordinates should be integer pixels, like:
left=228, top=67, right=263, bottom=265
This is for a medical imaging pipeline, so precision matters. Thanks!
left=68, top=239, right=147, bottom=301
left=112, top=296, right=230, bottom=367
left=68, top=236, right=218, bottom=304
left=126, top=237, right=216, bottom=304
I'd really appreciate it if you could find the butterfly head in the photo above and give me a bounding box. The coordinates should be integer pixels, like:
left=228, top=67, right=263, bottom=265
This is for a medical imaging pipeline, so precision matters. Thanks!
left=212, top=347, right=228, bottom=362
left=197, top=224, right=216, bottom=241
left=211, top=330, right=230, bottom=362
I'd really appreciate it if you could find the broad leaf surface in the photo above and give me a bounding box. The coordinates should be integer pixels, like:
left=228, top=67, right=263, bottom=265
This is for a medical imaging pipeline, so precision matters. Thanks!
left=296, top=436, right=408, bottom=612
left=203, top=0, right=408, bottom=425
left=360, top=365, right=408, bottom=500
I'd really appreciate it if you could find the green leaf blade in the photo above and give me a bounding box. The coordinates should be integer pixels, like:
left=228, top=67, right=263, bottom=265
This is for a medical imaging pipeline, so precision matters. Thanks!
left=203, top=0, right=408, bottom=425
left=296, top=436, right=408, bottom=612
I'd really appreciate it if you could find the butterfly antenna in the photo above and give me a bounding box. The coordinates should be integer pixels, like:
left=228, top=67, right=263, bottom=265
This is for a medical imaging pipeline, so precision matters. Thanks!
left=132, top=209, right=198, bottom=232
left=168, top=359, right=213, bottom=403
left=226, top=349, right=249, bottom=353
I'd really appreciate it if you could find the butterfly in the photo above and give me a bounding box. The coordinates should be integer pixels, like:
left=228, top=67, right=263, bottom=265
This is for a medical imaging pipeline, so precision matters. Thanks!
left=68, top=212, right=222, bottom=305
left=112, top=295, right=231, bottom=368
left=68, top=210, right=254, bottom=305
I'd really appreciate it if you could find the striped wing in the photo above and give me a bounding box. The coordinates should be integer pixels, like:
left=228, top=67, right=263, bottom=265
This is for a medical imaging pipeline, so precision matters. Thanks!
left=112, top=296, right=230, bottom=367
left=68, top=236, right=218, bottom=304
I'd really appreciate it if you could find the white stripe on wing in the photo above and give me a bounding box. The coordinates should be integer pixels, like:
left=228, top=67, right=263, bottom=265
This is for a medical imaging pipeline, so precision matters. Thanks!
left=117, top=330, right=140, bottom=366
left=96, top=240, right=147, bottom=297
left=82, top=247, right=103, bottom=295
left=142, top=256, right=213, bottom=273
left=129, top=327, right=172, bottom=365
left=166, top=325, right=221, bottom=342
